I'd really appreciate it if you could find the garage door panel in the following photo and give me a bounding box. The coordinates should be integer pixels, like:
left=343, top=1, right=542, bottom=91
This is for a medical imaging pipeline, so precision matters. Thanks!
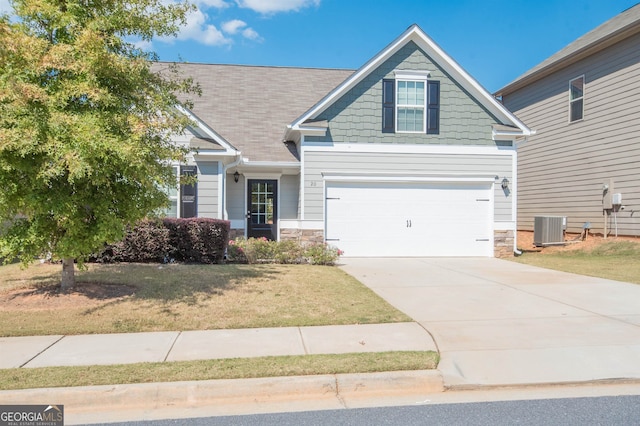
left=325, top=181, right=492, bottom=257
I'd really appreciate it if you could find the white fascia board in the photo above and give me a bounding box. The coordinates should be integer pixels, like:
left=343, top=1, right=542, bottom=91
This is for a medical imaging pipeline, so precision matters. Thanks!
left=241, top=161, right=300, bottom=169
left=175, top=105, right=238, bottom=154
left=321, top=171, right=498, bottom=183
left=303, top=142, right=515, bottom=156
left=288, top=25, right=532, bottom=137
left=296, top=126, right=328, bottom=137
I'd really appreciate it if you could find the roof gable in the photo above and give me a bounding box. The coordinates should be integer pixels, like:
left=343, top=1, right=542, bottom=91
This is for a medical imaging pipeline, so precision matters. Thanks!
left=288, top=24, right=530, bottom=138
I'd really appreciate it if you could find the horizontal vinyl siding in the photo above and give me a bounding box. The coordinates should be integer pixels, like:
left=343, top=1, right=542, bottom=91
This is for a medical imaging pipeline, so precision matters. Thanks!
left=504, top=32, right=640, bottom=236
left=227, top=174, right=245, bottom=224
left=303, top=151, right=512, bottom=221
left=280, top=174, right=300, bottom=220
left=196, top=161, right=220, bottom=218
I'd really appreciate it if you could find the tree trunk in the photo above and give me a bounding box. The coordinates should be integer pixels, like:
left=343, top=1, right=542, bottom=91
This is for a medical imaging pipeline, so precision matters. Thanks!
left=61, top=258, right=76, bottom=292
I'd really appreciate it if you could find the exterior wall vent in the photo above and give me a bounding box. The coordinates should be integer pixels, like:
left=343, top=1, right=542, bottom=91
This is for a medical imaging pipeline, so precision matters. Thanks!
left=534, top=216, right=567, bottom=246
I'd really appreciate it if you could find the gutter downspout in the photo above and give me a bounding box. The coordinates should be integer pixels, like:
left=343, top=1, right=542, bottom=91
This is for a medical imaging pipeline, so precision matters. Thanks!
left=513, top=134, right=533, bottom=256
left=221, top=152, right=242, bottom=221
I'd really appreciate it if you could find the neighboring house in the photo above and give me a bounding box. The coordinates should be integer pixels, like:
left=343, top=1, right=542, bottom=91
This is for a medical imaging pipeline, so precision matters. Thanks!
left=495, top=4, right=640, bottom=237
left=163, top=24, right=532, bottom=257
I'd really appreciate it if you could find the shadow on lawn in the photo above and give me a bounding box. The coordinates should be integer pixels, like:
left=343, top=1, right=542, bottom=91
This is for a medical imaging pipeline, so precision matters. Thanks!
left=76, top=263, right=282, bottom=304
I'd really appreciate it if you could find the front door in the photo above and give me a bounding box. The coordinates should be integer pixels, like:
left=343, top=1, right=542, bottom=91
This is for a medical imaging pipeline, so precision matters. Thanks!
left=247, top=179, right=278, bottom=240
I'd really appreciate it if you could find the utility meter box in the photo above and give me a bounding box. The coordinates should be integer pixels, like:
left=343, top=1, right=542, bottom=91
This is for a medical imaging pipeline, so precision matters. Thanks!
left=612, top=193, right=622, bottom=206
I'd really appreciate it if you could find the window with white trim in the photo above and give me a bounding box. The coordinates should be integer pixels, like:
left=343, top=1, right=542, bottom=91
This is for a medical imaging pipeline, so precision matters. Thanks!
left=397, top=80, right=426, bottom=132
left=569, top=76, right=584, bottom=122
left=382, top=71, right=439, bottom=134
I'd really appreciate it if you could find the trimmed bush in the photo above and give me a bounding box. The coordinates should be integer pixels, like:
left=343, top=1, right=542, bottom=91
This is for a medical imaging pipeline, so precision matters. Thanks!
left=163, top=218, right=229, bottom=264
left=93, top=218, right=230, bottom=264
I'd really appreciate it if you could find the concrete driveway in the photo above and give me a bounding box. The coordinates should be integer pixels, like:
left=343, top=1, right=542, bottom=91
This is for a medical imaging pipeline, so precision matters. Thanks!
left=340, top=257, right=640, bottom=388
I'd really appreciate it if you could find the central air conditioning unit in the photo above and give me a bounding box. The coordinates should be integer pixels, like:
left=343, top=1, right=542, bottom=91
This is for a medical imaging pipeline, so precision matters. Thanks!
left=534, top=216, right=567, bottom=246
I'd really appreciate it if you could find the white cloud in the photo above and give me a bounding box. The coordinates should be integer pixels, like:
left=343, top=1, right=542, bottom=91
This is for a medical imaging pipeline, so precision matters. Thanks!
left=0, top=0, right=12, bottom=14
left=235, top=0, right=320, bottom=14
left=221, top=19, right=247, bottom=35
left=175, top=8, right=233, bottom=46
left=133, top=39, right=154, bottom=52
left=195, top=0, right=230, bottom=8
left=242, top=27, right=261, bottom=41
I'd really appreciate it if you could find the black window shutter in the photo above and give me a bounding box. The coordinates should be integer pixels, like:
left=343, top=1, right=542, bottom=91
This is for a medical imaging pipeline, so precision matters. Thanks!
left=426, top=80, right=440, bottom=135
left=180, top=165, right=197, bottom=218
left=382, top=79, right=395, bottom=133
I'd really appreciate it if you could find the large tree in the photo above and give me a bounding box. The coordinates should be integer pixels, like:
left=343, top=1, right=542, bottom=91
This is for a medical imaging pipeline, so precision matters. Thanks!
left=0, top=0, right=198, bottom=290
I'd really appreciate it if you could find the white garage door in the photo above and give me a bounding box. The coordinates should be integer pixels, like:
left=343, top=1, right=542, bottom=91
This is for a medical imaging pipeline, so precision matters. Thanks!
left=325, top=181, right=493, bottom=257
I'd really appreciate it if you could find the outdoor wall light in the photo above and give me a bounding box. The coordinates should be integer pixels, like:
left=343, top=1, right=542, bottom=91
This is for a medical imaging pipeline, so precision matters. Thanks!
left=501, top=177, right=509, bottom=190
left=234, top=170, right=239, bottom=183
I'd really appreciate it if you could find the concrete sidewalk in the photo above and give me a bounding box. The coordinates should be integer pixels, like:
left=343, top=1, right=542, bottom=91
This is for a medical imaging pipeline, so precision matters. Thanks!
left=0, top=322, right=437, bottom=369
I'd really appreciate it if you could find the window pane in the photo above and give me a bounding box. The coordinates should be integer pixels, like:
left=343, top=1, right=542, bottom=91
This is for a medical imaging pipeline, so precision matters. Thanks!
left=571, top=99, right=583, bottom=121
left=416, top=82, right=425, bottom=105
left=398, top=81, right=407, bottom=105
left=570, top=77, right=584, bottom=100
left=397, top=108, right=407, bottom=131
left=167, top=200, right=178, bottom=218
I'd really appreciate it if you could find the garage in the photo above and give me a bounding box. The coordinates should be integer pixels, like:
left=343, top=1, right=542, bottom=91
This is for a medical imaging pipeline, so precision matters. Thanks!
left=325, top=180, right=493, bottom=257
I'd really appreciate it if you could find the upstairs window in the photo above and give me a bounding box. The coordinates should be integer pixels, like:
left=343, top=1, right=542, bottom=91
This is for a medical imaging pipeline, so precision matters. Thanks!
left=569, top=76, right=584, bottom=122
left=397, top=80, right=425, bottom=132
left=382, top=71, right=439, bottom=134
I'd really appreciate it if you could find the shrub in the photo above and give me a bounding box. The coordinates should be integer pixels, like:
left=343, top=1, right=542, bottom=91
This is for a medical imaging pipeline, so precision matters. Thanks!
left=93, top=218, right=230, bottom=264
left=95, top=220, right=170, bottom=263
left=163, top=218, right=229, bottom=264
left=304, top=243, right=343, bottom=266
left=226, top=238, right=341, bottom=266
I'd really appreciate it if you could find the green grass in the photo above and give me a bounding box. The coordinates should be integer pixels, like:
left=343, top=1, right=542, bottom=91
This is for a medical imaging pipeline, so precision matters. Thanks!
left=0, top=351, right=439, bottom=390
left=512, top=240, right=640, bottom=284
left=0, top=263, right=411, bottom=337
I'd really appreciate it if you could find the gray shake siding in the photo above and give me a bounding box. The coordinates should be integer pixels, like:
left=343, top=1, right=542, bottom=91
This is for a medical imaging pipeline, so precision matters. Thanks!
left=502, top=31, right=640, bottom=236
left=302, top=151, right=512, bottom=221
left=306, top=42, right=500, bottom=145
left=195, top=161, right=219, bottom=218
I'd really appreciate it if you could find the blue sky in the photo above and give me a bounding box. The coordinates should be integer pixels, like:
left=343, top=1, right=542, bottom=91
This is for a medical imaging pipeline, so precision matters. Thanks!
left=2, top=0, right=638, bottom=92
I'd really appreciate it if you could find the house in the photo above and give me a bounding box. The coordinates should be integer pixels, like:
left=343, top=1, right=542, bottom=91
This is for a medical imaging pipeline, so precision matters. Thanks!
left=163, top=24, right=532, bottom=257
left=495, top=4, right=640, bottom=238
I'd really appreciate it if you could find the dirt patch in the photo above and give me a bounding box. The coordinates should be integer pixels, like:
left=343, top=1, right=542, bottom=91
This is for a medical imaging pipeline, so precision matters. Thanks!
left=517, top=230, right=640, bottom=254
left=0, top=282, right=136, bottom=312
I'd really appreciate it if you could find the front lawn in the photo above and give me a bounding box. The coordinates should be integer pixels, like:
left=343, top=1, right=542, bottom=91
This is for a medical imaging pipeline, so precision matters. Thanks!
left=0, top=262, right=411, bottom=337
left=511, top=239, right=640, bottom=284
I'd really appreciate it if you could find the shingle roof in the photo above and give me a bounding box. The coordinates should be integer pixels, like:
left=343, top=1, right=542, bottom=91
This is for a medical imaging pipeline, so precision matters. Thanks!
left=496, top=3, right=640, bottom=96
left=163, top=63, right=354, bottom=162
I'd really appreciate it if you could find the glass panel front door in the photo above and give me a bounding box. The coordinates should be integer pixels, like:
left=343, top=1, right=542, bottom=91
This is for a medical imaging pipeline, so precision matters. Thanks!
left=247, top=179, right=277, bottom=240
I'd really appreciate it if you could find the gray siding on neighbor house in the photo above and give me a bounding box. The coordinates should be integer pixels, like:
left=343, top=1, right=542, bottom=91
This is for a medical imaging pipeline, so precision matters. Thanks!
left=303, top=151, right=513, bottom=221
left=502, top=31, right=640, bottom=236
left=306, top=42, right=500, bottom=146
left=195, top=161, right=219, bottom=218
left=280, top=174, right=300, bottom=220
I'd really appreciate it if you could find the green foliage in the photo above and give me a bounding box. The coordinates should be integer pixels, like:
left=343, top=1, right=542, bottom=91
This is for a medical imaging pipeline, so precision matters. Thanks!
left=0, top=0, right=198, bottom=280
left=227, top=238, right=342, bottom=266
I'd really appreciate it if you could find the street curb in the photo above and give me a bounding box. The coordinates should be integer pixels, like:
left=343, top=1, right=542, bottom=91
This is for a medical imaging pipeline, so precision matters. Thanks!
left=0, top=370, right=444, bottom=419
